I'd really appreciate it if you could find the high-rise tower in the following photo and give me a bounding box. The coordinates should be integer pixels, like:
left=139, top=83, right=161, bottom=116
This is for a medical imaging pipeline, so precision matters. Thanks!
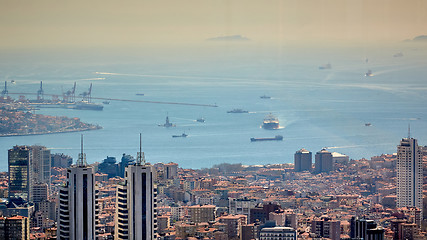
left=8, top=146, right=33, bottom=202
left=396, top=136, right=423, bottom=221
left=315, top=148, right=333, bottom=173
left=294, top=148, right=312, bottom=172
left=31, top=145, right=51, bottom=189
left=115, top=134, right=157, bottom=239
left=57, top=136, right=98, bottom=240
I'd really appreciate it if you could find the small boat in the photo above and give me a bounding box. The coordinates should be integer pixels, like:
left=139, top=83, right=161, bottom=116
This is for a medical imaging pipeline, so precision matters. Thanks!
left=136, top=93, right=145, bottom=96
left=196, top=117, right=205, bottom=123
left=172, top=133, right=188, bottom=138
left=102, top=101, right=110, bottom=104
left=260, top=95, right=271, bottom=99
left=365, top=70, right=373, bottom=77
left=227, top=109, right=249, bottom=113
left=393, top=52, right=403, bottom=57
left=365, top=123, right=372, bottom=126
left=11, top=80, right=16, bottom=84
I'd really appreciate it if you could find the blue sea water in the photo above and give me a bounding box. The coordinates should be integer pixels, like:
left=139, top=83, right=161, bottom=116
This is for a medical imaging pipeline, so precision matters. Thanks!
left=1, top=44, right=427, bottom=171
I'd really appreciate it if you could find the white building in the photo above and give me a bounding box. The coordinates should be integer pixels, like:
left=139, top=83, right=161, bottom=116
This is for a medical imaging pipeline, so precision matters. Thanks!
left=396, top=137, right=423, bottom=222
left=57, top=139, right=99, bottom=240
left=260, top=227, right=296, bottom=240
left=115, top=139, right=157, bottom=239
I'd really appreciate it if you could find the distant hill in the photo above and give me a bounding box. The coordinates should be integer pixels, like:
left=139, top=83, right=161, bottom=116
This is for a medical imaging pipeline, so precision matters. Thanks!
left=206, top=35, right=250, bottom=42
left=413, top=35, right=427, bottom=42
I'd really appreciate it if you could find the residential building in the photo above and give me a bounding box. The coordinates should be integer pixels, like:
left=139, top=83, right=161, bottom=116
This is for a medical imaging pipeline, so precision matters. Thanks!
left=315, top=148, right=333, bottom=173
left=294, top=148, right=312, bottom=172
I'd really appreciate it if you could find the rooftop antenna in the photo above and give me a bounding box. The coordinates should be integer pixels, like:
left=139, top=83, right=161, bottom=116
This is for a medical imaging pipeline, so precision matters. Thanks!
left=137, top=133, right=145, bottom=165
left=408, top=123, right=411, bottom=139
left=77, top=134, right=87, bottom=167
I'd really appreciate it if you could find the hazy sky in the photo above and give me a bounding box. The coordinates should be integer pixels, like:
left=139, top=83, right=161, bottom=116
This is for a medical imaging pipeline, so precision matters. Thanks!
left=0, top=0, right=426, bottom=49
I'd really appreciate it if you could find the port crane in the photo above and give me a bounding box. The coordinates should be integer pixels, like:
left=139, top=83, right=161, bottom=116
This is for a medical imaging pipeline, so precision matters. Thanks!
left=79, top=83, right=93, bottom=102
left=62, top=82, right=76, bottom=102
left=1, top=81, right=8, bottom=98
left=2, top=82, right=218, bottom=107
left=37, top=81, right=44, bottom=101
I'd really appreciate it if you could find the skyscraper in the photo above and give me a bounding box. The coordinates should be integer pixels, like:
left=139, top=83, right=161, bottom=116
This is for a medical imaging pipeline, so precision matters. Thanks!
left=8, top=146, right=32, bottom=202
left=294, top=148, right=312, bottom=172
left=115, top=134, right=157, bottom=239
left=315, top=148, right=333, bottom=173
left=396, top=137, right=423, bottom=221
left=30, top=145, right=51, bottom=188
left=57, top=137, right=98, bottom=240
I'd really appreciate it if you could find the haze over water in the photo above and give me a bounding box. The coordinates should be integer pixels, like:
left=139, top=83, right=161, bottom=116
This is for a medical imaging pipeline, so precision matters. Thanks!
left=1, top=43, right=426, bottom=171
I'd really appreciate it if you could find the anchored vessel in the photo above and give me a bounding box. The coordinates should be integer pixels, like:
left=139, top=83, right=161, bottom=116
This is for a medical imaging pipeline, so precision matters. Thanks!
left=74, top=101, right=104, bottom=111
left=251, top=135, right=283, bottom=142
left=227, top=108, right=249, bottom=113
left=319, top=63, right=332, bottom=69
left=159, top=116, right=176, bottom=127
left=262, top=114, right=280, bottom=129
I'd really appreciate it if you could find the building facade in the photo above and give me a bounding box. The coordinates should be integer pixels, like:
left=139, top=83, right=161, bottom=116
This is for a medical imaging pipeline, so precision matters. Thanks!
left=314, top=148, right=333, bottom=173
left=396, top=137, right=423, bottom=221
left=294, top=148, right=312, bottom=172
left=57, top=160, right=98, bottom=239
left=260, top=227, right=296, bottom=240
left=8, top=146, right=33, bottom=201
left=0, top=215, right=30, bottom=240
left=114, top=163, right=157, bottom=239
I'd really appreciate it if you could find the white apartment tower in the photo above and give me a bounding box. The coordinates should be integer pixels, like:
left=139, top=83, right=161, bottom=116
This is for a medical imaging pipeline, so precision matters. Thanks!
left=115, top=134, right=157, bottom=239
left=396, top=135, right=423, bottom=219
left=58, top=136, right=99, bottom=240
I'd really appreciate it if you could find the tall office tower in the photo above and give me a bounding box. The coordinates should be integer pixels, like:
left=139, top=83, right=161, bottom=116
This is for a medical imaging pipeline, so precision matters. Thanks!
left=8, top=146, right=33, bottom=201
left=294, top=148, right=312, bottom=172
left=115, top=135, right=157, bottom=239
left=165, top=162, right=178, bottom=179
left=315, top=148, right=333, bottom=173
left=396, top=136, right=423, bottom=223
left=57, top=137, right=98, bottom=240
left=30, top=145, right=51, bottom=188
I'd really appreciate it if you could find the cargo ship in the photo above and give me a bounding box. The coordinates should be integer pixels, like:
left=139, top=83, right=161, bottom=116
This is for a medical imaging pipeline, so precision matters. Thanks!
left=251, top=135, right=283, bottom=142
left=262, top=114, right=280, bottom=129
left=227, top=108, right=249, bottom=113
left=74, top=101, right=104, bottom=111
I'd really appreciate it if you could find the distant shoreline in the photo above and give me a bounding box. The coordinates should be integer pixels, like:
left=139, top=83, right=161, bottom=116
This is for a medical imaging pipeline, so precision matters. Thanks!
left=0, top=126, right=102, bottom=138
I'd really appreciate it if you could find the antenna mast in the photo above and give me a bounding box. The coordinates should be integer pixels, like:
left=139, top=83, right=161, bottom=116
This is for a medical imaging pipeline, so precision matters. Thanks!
left=77, top=134, right=87, bottom=167
left=408, top=124, right=411, bottom=139
left=137, top=133, right=145, bottom=165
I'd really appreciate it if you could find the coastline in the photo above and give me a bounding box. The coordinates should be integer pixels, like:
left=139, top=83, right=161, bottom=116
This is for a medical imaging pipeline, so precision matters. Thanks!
left=0, top=126, right=102, bottom=138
